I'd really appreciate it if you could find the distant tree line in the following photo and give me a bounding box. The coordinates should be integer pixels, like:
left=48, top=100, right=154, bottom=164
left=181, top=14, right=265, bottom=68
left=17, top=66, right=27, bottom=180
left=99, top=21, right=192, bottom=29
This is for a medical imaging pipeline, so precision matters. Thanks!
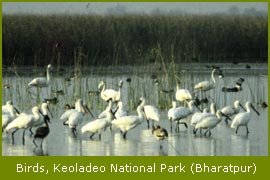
left=2, top=14, right=267, bottom=67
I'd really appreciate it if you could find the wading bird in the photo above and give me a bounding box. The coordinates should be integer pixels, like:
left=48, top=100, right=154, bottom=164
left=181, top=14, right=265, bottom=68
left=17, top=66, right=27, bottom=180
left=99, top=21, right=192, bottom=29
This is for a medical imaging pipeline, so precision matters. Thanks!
left=98, top=80, right=123, bottom=102
left=231, top=101, right=260, bottom=135
left=28, top=64, right=52, bottom=88
left=221, top=100, right=246, bottom=125
left=5, top=106, right=44, bottom=145
left=194, top=110, right=223, bottom=137
left=175, top=80, right=192, bottom=103
left=111, top=97, right=146, bottom=139
left=81, top=99, right=114, bottom=140
left=152, top=125, right=168, bottom=149
left=194, top=68, right=217, bottom=93
left=168, top=101, right=195, bottom=132
left=33, top=113, right=50, bottom=148
left=190, top=103, right=217, bottom=135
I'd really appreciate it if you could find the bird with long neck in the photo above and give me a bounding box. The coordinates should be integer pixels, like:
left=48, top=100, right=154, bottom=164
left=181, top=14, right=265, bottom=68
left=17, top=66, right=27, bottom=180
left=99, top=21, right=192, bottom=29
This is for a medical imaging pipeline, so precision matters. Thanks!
left=111, top=97, right=145, bottom=139
left=231, top=101, right=260, bottom=135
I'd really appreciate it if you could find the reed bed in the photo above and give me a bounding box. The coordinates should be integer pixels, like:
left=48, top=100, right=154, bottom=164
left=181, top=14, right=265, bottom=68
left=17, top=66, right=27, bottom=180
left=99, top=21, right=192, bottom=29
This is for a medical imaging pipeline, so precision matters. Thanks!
left=3, top=14, right=267, bottom=67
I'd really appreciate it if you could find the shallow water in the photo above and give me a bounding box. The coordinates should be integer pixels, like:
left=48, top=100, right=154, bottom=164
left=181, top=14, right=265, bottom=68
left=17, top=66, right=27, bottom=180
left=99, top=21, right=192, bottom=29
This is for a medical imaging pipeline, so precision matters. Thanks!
left=2, top=63, right=268, bottom=156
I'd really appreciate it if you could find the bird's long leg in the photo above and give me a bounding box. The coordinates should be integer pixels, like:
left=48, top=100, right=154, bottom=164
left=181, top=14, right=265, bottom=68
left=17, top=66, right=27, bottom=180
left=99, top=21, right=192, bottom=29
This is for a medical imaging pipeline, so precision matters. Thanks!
left=71, top=128, right=77, bottom=137
left=193, top=127, right=197, bottom=135
left=146, top=119, right=150, bottom=129
left=33, top=138, right=38, bottom=147
left=224, top=117, right=229, bottom=125
left=89, top=133, right=95, bottom=139
left=22, top=129, right=26, bottom=145
left=63, top=120, right=69, bottom=126
left=123, top=131, right=127, bottom=139
left=208, top=130, right=212, bottom=137
left=40, top=139, right=44, bottom=148
left=236, top=126, right=240, bottom=134
left=99, top=133, right=101, bottom=141
left=29, top=127, right=34, bottom=136
left=170, top=120, right=173, bottom=133
left=11, top=129, right=19, bottom=145
left=246, top=125, right=249, bottom=134
left=204, top=130, right=208, bottom=136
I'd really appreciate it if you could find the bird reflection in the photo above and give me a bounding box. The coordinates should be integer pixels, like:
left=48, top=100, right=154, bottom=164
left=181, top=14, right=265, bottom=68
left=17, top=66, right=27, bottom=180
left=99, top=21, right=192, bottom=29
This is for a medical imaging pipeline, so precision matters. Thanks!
left=33, top=147, right=49, bottom=156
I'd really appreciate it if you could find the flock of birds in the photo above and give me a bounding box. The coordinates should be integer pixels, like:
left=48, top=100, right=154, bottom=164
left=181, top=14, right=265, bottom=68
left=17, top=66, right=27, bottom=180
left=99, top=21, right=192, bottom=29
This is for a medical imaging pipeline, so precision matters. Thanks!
left=2, top=64, right=263, bottom=151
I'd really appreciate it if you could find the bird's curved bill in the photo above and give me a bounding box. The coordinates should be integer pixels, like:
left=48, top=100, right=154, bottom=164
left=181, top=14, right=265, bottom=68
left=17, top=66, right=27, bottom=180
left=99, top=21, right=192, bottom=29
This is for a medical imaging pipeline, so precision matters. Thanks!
left=220, top=112, right=232, bottom=121
left=251, top=104, right=260, bottom=116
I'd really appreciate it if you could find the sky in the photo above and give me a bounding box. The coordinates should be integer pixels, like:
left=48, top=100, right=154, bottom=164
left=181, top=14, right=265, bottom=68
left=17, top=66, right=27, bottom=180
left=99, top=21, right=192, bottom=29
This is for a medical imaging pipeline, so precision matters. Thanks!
left=2, top=2, right=268, bottom=15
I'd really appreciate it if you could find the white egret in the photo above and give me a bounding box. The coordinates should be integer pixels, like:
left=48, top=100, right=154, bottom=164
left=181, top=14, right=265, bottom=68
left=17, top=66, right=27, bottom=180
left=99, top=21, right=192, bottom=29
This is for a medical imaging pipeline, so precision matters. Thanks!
left=194, top=110, right=223, bottom=137
left=231, top=101, right=260, bottom=134
left=81, top=100, right=114, bottom=140
left=111, top=97, right=145, bottom=139
left=152, top=125, right=168, bottom=149
left=221, top=100, right=246, bottom=125
left=98, top=80, right=123, bottom=102
left=5, top=106, right=43, bottom=145
left=28, top=64, right=52, bottom=88
left=168, top=101, right=195, bottom=132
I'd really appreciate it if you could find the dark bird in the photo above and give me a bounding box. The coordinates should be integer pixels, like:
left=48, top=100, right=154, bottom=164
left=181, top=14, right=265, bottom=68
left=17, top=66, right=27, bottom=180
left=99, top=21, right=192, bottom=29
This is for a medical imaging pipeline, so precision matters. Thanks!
left=152, top=125, right=168, bottom=149
left=44, top=97, right=58, bottom=105
left=245, top=64, right=251, bottom=69
left=126, top=77, right=132, bottom=83
left=33, top=115, right=50, bottom=148
left=222, top=85, right=242, bottom=92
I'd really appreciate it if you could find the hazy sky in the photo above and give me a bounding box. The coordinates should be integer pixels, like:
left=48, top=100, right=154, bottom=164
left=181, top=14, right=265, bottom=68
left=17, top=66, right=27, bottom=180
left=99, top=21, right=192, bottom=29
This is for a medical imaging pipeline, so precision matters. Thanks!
left=2, top=2, right=268, bottom=15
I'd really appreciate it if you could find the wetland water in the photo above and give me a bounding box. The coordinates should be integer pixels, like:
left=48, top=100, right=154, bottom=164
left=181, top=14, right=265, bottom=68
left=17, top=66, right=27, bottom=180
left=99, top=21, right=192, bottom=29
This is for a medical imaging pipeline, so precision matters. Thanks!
left=2, top=63, right=268, bottom=156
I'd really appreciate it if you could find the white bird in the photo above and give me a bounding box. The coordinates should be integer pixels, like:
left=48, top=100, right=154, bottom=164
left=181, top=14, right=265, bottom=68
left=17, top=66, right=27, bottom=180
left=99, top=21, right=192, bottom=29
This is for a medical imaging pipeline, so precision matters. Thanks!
left=2, top=104, right=18, bottom=132
left=98, top=80, right=123, bottom=102
left=2, top=101, right=13, bottom=114
left=152, top=125, right=168, bottom=149
left=64, top=99, right=85, bottom=136
left=5, top=106, right=44, bottom=145
left=143, top=102, right=160, bottom=129
left=111, top=97, right=145, bottom=139
left=168, top=100, right=195, bottom=132
left=81, top=100, right=114, bottom=140
left=28, top=64, right=52, bottom=88
left=175, top=80, right=192, bottom=103
left=194, top=68, right=217, bottom=92
left=194, top=110, right=223, bottom=137
left=231, top=101, right=260, bottom=134
left=190, top=103, right=216, bottom=132
left=98, top=101, right=128, bottom=119
left=221, top=100, right=246, bottom=125
left=29, top=102, right=52, bottom=135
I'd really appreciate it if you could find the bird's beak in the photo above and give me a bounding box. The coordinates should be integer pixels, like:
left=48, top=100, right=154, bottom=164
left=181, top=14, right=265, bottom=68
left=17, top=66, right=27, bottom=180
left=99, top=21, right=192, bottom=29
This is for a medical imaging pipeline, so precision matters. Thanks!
left=39, top=109, right=44, bottom=117
left=194, top=104, right=202, bottom=112
left=220, top=112, right=232, bottom=121
left=239, top=103, right=246, bottom=112
left=14, top=107, right=20, bottom=115
left=85, top=105, right=95, bottom=118
left=251, top=104, right=260, bottom=116
left=47, top=105, right=53, bottom=118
